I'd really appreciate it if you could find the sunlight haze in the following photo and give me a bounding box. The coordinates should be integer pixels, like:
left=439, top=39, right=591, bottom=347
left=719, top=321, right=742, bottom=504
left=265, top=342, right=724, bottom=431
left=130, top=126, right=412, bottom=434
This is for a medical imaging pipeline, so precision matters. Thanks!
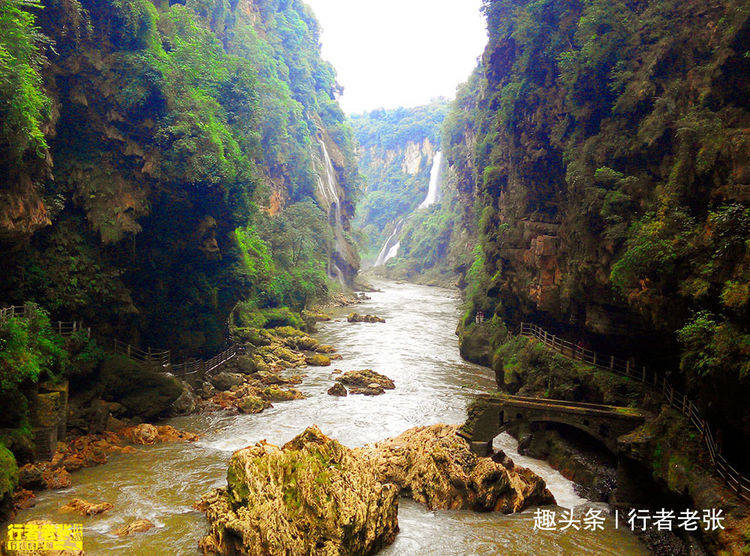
left=304, top=0, right=487, bottom=114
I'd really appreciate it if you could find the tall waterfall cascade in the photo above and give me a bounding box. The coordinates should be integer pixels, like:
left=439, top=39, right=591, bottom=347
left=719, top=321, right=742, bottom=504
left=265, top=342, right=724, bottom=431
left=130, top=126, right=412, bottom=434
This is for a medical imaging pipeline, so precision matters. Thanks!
left=374, top=151, right=443, bottom=267
left=418, top=151, right=443, bottom=209
left=315, top=138, right=348, bottom=285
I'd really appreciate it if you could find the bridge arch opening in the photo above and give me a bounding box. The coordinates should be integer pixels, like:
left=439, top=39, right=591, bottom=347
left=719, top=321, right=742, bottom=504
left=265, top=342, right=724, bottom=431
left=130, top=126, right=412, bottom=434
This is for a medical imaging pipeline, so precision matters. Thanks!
left=529, top=421, right=618, bottom=461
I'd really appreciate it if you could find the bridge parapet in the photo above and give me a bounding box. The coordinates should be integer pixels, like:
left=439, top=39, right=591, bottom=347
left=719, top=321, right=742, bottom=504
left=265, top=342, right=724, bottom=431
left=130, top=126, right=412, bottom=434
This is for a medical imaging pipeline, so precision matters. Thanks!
left=459, top=393, right=647, bottom=456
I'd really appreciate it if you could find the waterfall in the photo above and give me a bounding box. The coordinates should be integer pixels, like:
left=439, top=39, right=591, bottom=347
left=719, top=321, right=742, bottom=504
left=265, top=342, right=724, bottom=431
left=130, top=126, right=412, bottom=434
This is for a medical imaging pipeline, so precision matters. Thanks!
left=316, top=139, right=348, bottom=286
left=374, top=151, right=443, bottom=267
left=418, top=151, right=443, bottom=209
left=374, top=218, right=405, bottom=267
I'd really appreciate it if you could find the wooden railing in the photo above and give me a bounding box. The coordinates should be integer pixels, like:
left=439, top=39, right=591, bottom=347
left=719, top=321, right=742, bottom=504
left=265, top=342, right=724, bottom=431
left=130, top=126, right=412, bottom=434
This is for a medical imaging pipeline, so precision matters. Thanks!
left=1, top=303, right=238, bottom=380
left=0, top=304, right=91, bottom=339
left=112, top=338, right=171, bottom=367
left=519, top=322, right=750, bottom=502
left=171, top=344, right=241, bottom=377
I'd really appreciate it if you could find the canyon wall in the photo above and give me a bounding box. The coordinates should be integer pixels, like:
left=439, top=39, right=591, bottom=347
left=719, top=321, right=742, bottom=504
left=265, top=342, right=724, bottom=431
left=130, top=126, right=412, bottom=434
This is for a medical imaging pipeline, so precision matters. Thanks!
left=0, top=0, right=360, bottom=355
left=454, top=0, right=748, bottom=462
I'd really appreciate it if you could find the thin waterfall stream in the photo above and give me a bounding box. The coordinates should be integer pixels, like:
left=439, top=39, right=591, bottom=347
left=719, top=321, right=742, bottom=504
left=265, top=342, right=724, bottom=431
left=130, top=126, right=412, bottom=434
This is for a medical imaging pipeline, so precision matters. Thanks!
left=16, top=281, right=647, bottom=555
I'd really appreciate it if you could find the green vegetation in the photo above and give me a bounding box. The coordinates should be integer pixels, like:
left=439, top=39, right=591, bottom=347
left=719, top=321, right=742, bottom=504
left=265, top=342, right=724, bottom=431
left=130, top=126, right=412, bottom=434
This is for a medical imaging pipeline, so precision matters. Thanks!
left=0, top=305, right=67, bottom=435
left=0, top=0, right=361, bottom=486
left=0, top=443, right=18, bottom=510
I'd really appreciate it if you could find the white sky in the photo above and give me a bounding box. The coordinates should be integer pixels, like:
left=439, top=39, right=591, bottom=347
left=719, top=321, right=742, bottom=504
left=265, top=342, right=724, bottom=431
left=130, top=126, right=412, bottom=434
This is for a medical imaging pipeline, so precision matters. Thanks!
left=304, top=0, right=487, bottom=115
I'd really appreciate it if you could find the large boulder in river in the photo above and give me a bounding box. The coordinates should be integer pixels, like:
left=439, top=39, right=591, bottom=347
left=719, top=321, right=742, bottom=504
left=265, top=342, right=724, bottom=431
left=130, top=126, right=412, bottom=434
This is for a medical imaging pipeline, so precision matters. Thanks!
left=359, top=424, right=555, bottom=512
left=198, top=426, right=399, bottom=555
left=336, top=369, right=395, bottom=392
left=347, top=313, right=385, bottom=323
left=210, top=372, right=245, bottom=392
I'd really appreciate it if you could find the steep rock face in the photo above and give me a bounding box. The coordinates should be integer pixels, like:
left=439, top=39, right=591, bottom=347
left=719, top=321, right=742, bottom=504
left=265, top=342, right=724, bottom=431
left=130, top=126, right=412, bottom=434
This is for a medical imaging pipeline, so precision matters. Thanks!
left=456, top=0, right=749, bottom=454
left=1, top=0, right=360, bottom=354
left=359, top=424, right=555, bottom=512
left=198, top=426, right=399, bottom=555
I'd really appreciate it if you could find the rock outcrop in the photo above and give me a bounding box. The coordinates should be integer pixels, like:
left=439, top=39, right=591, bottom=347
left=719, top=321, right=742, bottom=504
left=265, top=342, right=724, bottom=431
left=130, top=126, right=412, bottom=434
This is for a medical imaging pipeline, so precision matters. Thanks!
left=360, top=424, right=555, bottom=512
left=336, top=370, right=395, bottom=396
left=58, top=498, right=113, bottom=516
left=347, top=313, right=385, bottom=323
left=327, top=383, right=347, bottom=397
left=17, top=424, right=198, bottom=493
left=198, top=426, right=399, bottom=555
left=112, top=518, right=155, bottom=536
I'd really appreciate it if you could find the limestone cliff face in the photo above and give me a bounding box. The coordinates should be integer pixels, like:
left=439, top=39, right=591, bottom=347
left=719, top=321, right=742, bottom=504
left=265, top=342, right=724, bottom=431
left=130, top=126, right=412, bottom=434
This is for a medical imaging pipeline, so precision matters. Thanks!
left=0, top=0, right=359, bottom=353
left=456, top=0, right=749, bottom=455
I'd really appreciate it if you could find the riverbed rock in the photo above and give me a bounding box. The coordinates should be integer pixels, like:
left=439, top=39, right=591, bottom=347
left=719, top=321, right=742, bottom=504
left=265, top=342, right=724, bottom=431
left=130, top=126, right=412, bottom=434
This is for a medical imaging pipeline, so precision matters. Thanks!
left=210, top=372, right=245, bottom=392
left=237, top=394, right=272, bottom=414
left=261, top=385, right=304, bottom=402
left=360, top=424, right=555, bottom=512
left=347, top=313, right=386, bottom=323
left=305, top=353, right=331, bottom=366
left=198, top=426, right=399, bottom=555
left=171, top=385, right=198, bottom=415
left=327, top=383, right=347, bottom=397
left=336, top=369, right=395, bottom=392
left=58, top=498, right=113, bottom=516
left=112, top=518, right=155, bottom=536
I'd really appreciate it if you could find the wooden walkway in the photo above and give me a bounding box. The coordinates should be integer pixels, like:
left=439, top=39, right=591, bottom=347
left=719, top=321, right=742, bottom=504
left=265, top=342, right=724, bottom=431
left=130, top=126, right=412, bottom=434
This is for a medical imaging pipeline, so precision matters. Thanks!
left=520, top=322, right=750, bottom=502
left=0, top=302, right=238, bottom=380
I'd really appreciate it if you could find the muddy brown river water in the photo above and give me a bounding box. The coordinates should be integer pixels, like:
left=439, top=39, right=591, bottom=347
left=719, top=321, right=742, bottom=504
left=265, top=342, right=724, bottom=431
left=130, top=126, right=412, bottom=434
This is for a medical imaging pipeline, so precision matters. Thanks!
left=16, top=280, right=648, bottom=554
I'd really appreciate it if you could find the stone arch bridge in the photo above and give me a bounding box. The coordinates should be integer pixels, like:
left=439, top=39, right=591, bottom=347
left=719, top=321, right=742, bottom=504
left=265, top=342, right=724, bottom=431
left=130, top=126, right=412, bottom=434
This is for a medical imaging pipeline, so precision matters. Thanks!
left=458, top=393, right=648, bottom=456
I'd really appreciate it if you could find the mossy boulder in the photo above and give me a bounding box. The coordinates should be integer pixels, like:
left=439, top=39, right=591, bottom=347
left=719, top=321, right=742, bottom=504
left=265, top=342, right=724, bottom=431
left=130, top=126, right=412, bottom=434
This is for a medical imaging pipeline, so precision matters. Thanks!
left=99, top=355, right=182, bottom=420
left=237, top=395, right=271, bottom=414
left=234, top=354, right=269, bottom=375
left=305, top=353, right=331, bottom=367
left=198, top=426, right=399, bottom=555
left=336, top=369, right=395, bottom=390
left=347, top=313, right=385, bottom=323
left=0, top=444, right=18, bottom=513
left=360, top=424, right=555, bottom=512
left=261, top=386, right=304, bottom=402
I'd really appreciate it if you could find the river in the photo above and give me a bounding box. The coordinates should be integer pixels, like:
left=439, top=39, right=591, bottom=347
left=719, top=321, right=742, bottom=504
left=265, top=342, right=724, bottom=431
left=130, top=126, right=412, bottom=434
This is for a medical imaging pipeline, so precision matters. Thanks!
left=16, top=280, right=648, bottom=555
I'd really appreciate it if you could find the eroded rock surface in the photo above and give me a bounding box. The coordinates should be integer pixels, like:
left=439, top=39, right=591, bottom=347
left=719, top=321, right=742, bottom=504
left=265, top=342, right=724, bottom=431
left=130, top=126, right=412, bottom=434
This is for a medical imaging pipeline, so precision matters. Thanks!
left=347, top=313, right=385, bottom=323
left=198, top=426, right=399, bottom=555
left=58, top=498, right=113, bottom=516
left=336, top=370, right=395, bottom=395
left=112, top=518, right=155, bottom=536
left=359, top=424, right=555, bottom=512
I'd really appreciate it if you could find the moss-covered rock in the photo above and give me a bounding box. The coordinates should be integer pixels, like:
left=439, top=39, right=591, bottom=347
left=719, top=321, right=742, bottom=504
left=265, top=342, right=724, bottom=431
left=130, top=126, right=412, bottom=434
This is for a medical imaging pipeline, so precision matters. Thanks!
left=359, top=424, right=554, bottom=512
left=237, top=394, right=272, bottom=414
left=261, top=386, right=304, bottom=402
left=347, top=313, right=385, bottom=323
left=0, top=444, right=19, bottom=513
left=99, top=355, right=182, bottom=420
left=336, top=369, right=395, bottom=391
left=198, top=426, right=399, bottom=555
left=305, top=353, right=331, bottom=367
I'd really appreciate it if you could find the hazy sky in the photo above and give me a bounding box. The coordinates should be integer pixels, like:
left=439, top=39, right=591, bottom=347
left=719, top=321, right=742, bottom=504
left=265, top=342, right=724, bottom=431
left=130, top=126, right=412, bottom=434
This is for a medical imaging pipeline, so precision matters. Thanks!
left=304, top=0, right=487, bottom=115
